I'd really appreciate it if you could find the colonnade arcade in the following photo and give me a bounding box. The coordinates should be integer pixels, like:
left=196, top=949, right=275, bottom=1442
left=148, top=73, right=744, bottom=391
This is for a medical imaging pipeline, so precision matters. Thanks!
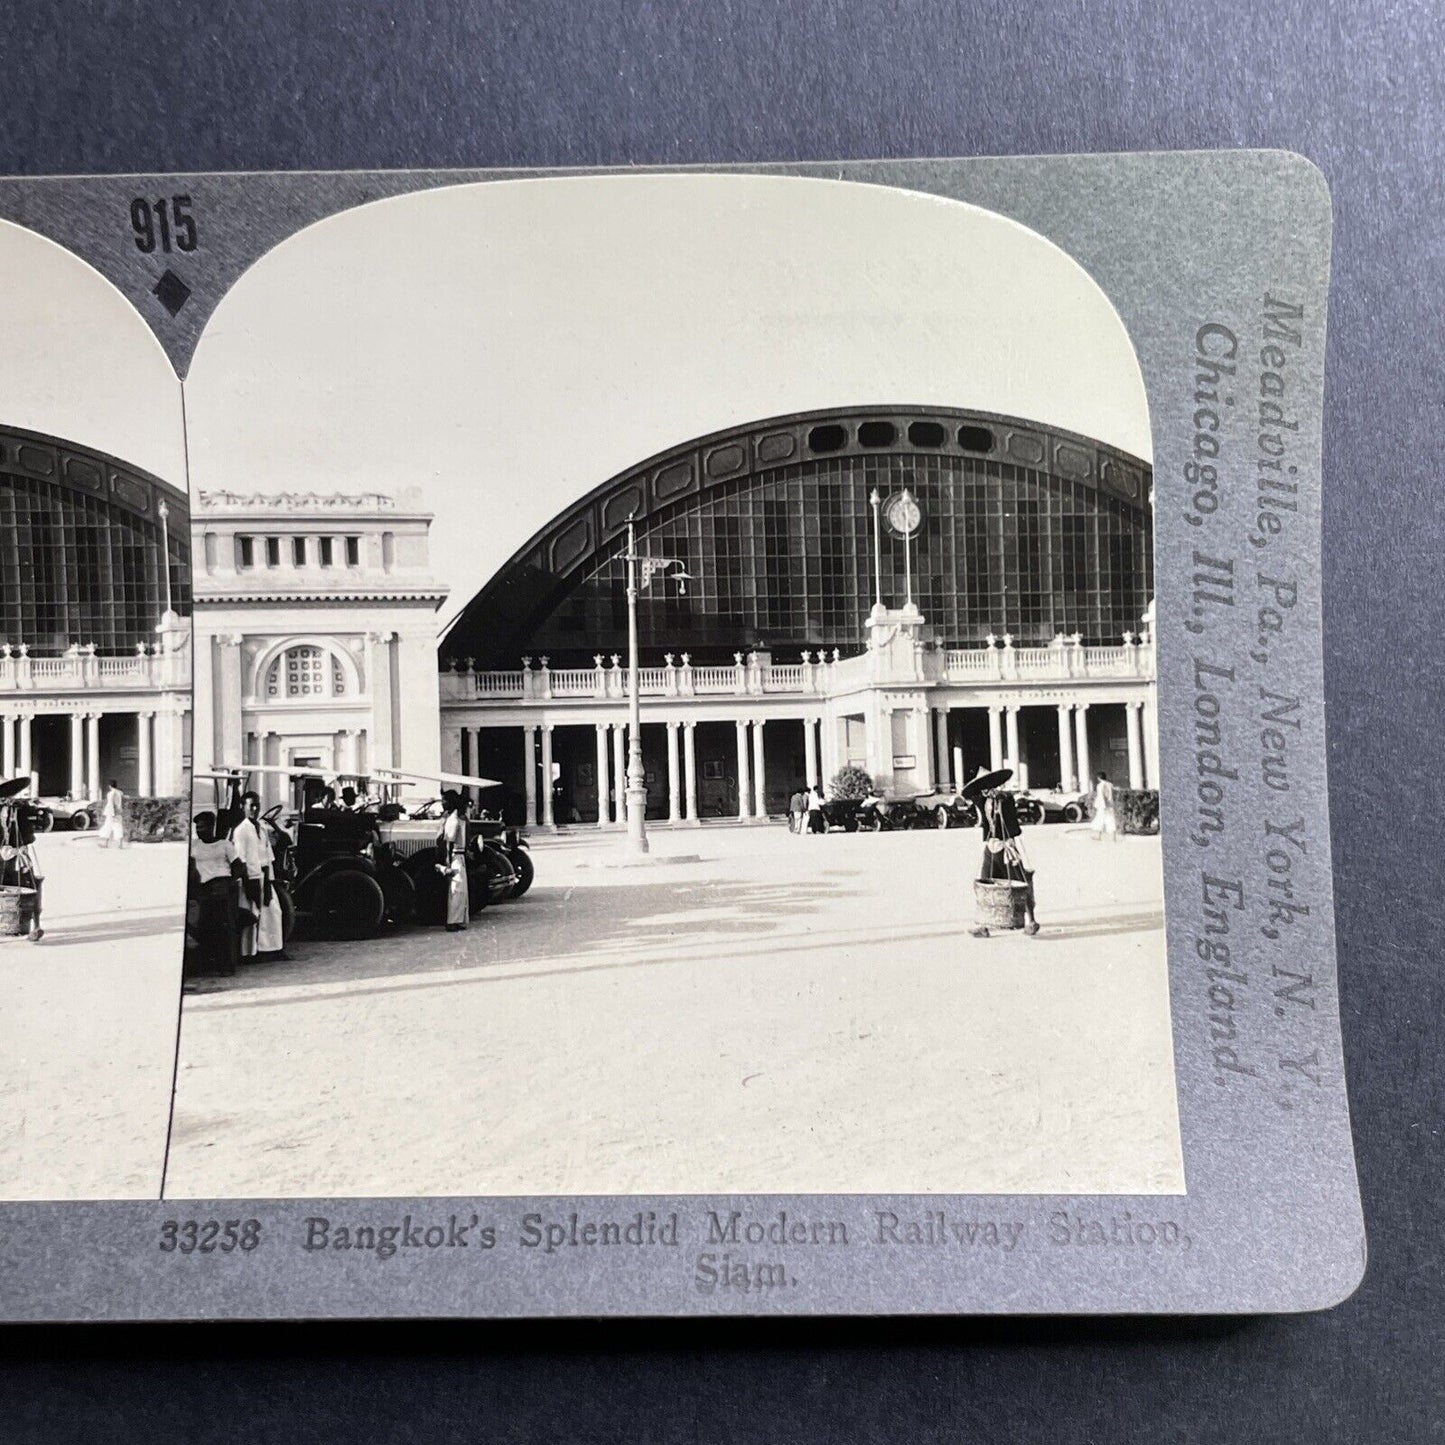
left=441, top=613, right=1158, bottom=829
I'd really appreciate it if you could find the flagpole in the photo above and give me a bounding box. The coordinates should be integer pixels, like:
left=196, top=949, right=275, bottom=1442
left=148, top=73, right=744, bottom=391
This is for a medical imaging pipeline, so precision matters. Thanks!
left=869, top=488, right=883, bottom=612
left=901, top=488, right=914, bottom=610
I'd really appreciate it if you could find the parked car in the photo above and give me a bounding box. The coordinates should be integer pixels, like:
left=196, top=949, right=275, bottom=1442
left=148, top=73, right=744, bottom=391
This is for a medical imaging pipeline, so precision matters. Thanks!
left=37, top=796, right=96, bottom=831
left=1021, top=790, right=1088, bottom=824
left=911, top=790, right=980, bottom=830
left=853, top=795, right=934, bottom=831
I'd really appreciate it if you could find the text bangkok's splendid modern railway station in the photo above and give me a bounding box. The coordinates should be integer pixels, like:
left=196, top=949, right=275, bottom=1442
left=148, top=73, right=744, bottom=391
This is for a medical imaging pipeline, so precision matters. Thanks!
left=191, top=404, right=1155, bottom=823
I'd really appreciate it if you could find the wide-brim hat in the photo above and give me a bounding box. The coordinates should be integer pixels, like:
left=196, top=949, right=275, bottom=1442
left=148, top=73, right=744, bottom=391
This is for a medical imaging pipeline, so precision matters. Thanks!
left=0, top=776, right=32, bottom=798
left=960, top=765, right=1013, bottom=799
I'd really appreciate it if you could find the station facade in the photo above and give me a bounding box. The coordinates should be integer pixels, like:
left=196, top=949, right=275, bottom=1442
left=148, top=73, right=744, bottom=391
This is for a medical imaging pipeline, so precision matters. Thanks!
left=190, top=487, right=446, bottom=808
left=440, top=407, right=1158, bottom=827
left=0, top=427, right=192, bottom=800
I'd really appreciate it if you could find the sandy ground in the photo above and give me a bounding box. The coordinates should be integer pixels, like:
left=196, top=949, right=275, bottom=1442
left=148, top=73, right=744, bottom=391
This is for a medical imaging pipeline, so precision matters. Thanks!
left=166, top=822, right=1184, bottom=1199
left=0, top=833, right=185, bottom=1200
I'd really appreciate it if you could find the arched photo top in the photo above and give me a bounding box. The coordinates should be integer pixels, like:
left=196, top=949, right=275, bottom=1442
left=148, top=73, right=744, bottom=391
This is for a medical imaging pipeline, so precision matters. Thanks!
left=183, top=172, right=1151, bottom=631
left=0, top=218, right=184, bottom=488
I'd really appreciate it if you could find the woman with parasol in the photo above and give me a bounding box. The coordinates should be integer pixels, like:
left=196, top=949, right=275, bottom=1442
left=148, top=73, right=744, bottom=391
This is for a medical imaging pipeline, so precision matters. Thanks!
left=961, top=765, right=1040, bottom=938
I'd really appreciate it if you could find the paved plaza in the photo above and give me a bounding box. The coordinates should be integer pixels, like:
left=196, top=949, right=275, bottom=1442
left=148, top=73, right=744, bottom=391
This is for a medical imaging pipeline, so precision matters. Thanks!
left=166, top=822, right=1184, bottom=1200
left=0, top=833, right=185, bottom=1200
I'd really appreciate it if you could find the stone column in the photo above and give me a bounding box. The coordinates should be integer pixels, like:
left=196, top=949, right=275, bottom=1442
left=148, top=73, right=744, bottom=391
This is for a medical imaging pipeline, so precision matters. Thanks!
left=367, top=631, right=395, bottom=770
left=69, top=713, right=85, bottom=797
left=345, top=729, right=361, bottom=776
left=683, top=721, right=699, bottom=823
left=523, top=724, right=538, bottom=826
left=804, top=716, right=819, bottom=790
left=540, top=724, right=555, bottom=827
left=934, top=708, right=951, bottom=788
left=1004, top=704, right=1021, bottom=775
left=987, top=705, right=1004, bottom=772
left=0, top=716, right=12, bottom=779
left=1057, top=704, right=1075, bottom=793
left=735, top=719, right=751, bottom=819
left=751, top=718, right=766, bottom=819
left=666, top=721, right=682, bottom=823
left=216, top=633, right=244, bottom=770
left=594, top=723, right=611, bottom=828
left=1074, top=703, right=1092, bottom=791
left=1143, top=694, right=1160, bottom=790
left=17, top=714, right=34, bottom=783
left=85, top=713, right=100, bottom=798
left=137, top=712, right=154, bottom=797
left=611, top=722, right=626, bottom=824
left=1126, top=701, right=1145, bottom=789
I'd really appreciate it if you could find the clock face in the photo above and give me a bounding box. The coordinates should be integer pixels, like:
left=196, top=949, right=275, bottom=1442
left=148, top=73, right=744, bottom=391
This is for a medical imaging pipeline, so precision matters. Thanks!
left=884, top=491, right=921, bottom=538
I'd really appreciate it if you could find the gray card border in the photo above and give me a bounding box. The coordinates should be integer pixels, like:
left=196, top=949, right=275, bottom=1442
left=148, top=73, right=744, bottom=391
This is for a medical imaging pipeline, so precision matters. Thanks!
left=0, top=151, right=1364, bottom=1318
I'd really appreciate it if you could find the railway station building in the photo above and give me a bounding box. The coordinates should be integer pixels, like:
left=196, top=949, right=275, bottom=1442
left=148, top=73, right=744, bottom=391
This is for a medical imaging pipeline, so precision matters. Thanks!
left=0, top=426, right=191, bottom=802
left=439, top=405, right=1158, bottom=827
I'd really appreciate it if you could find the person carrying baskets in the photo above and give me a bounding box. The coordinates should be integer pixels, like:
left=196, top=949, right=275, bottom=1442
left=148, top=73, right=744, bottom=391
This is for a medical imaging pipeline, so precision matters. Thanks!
left=0, top=775, right=45, bottom=941
left=961, top=766, right=1040, bottom=938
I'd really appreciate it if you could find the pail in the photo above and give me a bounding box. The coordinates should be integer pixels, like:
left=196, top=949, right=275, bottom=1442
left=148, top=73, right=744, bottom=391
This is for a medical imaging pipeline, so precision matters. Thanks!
left=0, top=885, right=38, bottom=937
left=973, top=878, right=1028, bottom=931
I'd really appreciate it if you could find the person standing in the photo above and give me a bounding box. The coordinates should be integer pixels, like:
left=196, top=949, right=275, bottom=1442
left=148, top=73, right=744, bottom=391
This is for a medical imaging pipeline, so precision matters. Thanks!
left=97, top=778, right=127, bottom=848
left=0, top=779, right=45, bottom=941
left=439, top=789, right=470, bottom=931
left=962, top=765, right=1039, bottom=938
left=1090, top=771, right=1119, bottom=842
left=186, top=811, right=241, bottom=978
left=230, top=791, right=287, bottom=960
left=788, top=783, right=807, bottom=834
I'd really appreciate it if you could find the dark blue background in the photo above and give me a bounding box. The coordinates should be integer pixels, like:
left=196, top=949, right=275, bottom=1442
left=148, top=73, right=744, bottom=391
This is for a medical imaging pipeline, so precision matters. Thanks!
left=4, top=3, right=1442, bottom=1440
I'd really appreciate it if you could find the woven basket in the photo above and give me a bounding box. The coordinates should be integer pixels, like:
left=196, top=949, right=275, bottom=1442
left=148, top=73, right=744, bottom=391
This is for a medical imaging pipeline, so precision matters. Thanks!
left=0, top=885, right=38, bottom=937
left=973, top=878, right=1029, bottom=931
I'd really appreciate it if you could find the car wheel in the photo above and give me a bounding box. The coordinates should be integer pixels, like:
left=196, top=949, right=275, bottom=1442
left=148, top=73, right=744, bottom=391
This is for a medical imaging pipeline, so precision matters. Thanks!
left=310, top=869, right=386, bottom=940
left=507, top=848, right=535, bottom=899
left=467, top=863, right=490, bottom=915
left=381, top=867, right=417, bottom=925
left=33, top=809, right=54, bottom=833
left=935, top=805, right=952, bottom=830
left=406, top=852, right=448, bottom=926
left=276, top=885, right=297, bottom=945
left=1063, top=802, right=1084, bottom=823
left=70, top=810, right=93, bottom=831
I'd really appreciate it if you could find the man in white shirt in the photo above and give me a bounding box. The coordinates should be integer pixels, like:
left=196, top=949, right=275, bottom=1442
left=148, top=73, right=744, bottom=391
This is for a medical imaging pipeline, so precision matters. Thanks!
left=97, top=779, right=127, bottom=848
left=1089, top=772, right=1119, bottom=841
left=230, top=791, right=288, bottom=959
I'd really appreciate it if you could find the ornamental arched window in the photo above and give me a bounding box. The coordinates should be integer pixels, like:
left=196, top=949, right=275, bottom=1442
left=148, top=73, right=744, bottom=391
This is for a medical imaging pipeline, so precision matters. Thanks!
left=265, top=644, right=348, bottom=699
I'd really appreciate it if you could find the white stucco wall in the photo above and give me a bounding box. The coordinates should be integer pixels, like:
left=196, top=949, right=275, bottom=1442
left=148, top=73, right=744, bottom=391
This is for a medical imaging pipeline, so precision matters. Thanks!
left=184, top=174, right=1151, bottom=635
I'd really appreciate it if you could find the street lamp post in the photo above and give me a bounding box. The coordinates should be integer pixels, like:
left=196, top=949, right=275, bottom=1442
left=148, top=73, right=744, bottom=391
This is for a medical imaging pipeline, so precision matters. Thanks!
left=623, top=514, right=649, bottom=854
left=158, top=499, right=173, bottom=615
left=618, top=515, right=693, bottom=857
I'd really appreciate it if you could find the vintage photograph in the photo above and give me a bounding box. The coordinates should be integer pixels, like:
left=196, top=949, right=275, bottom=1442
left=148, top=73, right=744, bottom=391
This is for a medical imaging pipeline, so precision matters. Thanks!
left=0, top=218, right=191, bottom=1200
left=168, top=173, right=1181, bottom=1198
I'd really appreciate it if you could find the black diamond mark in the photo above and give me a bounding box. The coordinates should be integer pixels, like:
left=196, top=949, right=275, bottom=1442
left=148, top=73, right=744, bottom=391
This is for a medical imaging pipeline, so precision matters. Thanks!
left=153, top=269, right=191, bottom=317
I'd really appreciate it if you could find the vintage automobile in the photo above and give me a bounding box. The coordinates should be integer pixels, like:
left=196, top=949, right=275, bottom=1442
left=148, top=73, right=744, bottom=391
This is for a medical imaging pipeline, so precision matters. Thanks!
left=911, top=790, right=981, bottom=830
left=1019, top=790, right=1087, bottom=824
left=35, top=795, right=97, bottom=831
left=852, top=795, right=934, bottom=831
left=198, top=764, right=418, bottom=942
left=369, top=766, right=534, bottom=919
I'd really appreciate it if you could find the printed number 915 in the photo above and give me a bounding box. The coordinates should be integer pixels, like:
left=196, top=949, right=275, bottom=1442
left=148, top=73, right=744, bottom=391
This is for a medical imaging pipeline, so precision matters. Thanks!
left=159, top=1219, right=262, bottom=1254
left=131, top=196, right=198, bottom=254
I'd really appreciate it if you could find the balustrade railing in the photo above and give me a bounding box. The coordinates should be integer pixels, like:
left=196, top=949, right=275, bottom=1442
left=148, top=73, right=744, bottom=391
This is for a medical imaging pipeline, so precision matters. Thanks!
left=441, top=637, right=1154, bottom=702
left=0, top=645, right=186, bottom=691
